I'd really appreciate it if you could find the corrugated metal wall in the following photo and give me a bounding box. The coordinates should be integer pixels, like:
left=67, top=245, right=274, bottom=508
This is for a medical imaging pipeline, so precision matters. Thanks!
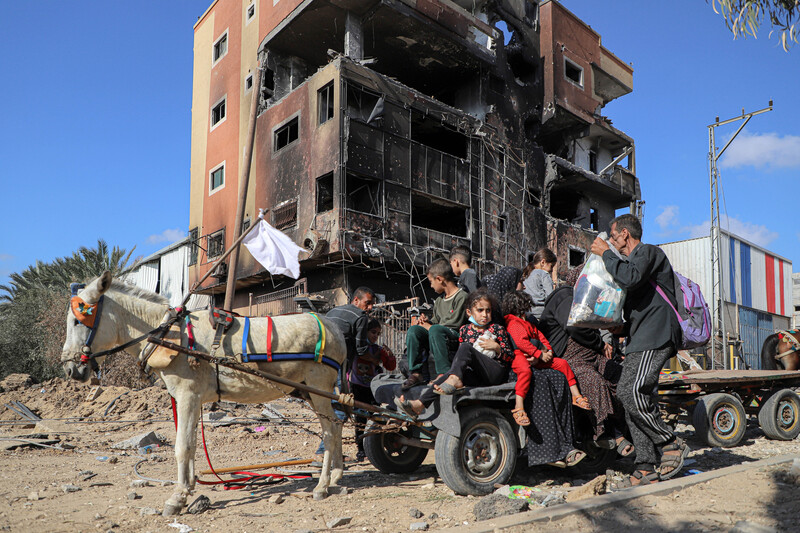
left=738, top=306, right=773, bottom=369
left=661, top=233, right=792, bottom=318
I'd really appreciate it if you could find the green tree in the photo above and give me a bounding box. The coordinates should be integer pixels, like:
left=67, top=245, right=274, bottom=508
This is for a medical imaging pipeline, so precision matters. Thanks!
left=712, top=0, right=800, bottom=50
left=0, top=240, right=135, bottom=382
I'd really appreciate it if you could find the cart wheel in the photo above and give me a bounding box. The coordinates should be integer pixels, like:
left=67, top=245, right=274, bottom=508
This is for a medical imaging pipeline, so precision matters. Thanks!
left=434, top=407, right=517, bottom=496
left=363, top=426, right=428, bottom=474
left=691, top=393, right=747, bottom=448
left=757, top=389, right=800, bottom=441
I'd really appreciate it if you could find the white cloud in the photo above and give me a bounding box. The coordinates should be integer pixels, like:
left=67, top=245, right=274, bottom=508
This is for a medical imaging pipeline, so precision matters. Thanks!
left=0, top=254, right=13, bottom=262
left=655, top=205, right=679, bottom=230
left=146, top=228, right=185, bottom=245
left=719, top=131, right=800, bottom=170
left=686, top=215, right=778, bottom=248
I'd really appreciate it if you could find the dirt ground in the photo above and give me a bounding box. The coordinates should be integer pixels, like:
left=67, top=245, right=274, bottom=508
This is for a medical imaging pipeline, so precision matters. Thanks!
left=1, top=377, right=799, bottom=533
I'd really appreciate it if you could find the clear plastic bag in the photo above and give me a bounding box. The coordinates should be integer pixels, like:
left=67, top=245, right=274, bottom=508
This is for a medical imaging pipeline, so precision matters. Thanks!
left=567, top=233, right=626, bottom=328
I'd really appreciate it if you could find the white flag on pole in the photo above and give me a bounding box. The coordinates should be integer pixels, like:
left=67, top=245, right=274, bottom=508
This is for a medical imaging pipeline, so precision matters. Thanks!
left=242, top=215, right=305, bottom=279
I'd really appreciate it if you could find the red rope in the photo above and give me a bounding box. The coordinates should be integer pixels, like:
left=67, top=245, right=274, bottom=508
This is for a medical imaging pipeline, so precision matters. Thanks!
left=170, top=397, right=177, bottom=431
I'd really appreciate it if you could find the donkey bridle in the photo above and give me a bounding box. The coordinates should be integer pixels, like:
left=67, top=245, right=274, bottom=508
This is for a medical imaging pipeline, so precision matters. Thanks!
left=775, top=330, right=800, bottom=362
left=68, top=283, right=181, bottom=373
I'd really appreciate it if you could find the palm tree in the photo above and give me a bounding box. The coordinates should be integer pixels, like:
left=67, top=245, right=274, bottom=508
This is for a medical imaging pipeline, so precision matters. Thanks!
left=0, top=239, right=134, bottom=306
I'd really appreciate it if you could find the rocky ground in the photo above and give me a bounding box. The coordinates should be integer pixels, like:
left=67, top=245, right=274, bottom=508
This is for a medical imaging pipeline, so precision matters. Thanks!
left=0, top=375, right=799, bottom=532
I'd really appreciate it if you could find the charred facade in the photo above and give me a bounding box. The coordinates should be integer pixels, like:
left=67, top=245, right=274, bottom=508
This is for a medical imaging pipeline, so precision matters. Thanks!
left=188, top=0, right=640, bottom=311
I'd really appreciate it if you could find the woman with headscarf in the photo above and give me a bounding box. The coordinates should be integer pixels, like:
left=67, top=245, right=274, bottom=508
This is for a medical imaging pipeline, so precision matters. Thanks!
left=481, top=266, right=523, bottom=324
left=538, top=266, right=633, bottom=456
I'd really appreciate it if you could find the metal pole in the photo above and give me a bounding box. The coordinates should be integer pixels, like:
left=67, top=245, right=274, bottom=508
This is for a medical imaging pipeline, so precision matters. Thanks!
left=707, top=102, right=772, bottom=369
left=224, top=64, right=264, bottom=311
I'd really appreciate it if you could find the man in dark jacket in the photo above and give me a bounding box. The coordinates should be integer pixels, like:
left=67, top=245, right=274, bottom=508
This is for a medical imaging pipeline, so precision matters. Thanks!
left=591, top=214, right=687, bottom=485
left=326, top=287, right=375, bottom=367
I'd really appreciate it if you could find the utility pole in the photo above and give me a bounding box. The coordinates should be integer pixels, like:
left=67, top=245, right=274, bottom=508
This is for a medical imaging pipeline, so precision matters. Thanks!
left=707, top=101, right=772, bottom=369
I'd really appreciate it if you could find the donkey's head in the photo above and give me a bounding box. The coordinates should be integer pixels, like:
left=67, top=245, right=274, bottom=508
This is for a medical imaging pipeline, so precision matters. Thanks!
left=61, top=271, right=114, bottom=382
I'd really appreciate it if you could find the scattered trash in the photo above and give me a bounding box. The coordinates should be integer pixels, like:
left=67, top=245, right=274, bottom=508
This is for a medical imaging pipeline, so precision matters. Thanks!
left=168, top=521, right=194, bottom=533
left=254, top=426, right=267, bottom=433
left=264, top=449, right=285, bottom=456
left=685, top=469, right=704, bottom=476
left=138, top=444, right=161, bottom=455
left=96, top=456, right=109, bottom=462
left=187, top=495, right=210, bottom=514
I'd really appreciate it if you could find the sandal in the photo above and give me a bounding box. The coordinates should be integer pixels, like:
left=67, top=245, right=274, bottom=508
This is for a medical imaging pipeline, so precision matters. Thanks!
left=572, top=395, right=592, bottom=410
left=434, top=382, right=464, bottom=395
left=401, top=372, right=423, bottom=390
left=511, top=407, right=530, bottom=427
left=548, top=448, right=586, bottom=468
left=615, top=436, right=635, bottom=457
left=658, top=437, right=690, bottom=480
left=613, top=469, right=660, bottom=489
left=393, top=397, right=419, bottom=420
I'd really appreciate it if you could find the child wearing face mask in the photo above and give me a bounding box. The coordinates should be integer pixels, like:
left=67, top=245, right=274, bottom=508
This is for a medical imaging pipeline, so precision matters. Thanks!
left=395, top=288, right=513, bottom=417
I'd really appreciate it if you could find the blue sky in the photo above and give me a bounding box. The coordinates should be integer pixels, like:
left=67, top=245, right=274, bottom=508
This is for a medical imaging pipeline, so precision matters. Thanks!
left=1, top=1, right=798, bottom=287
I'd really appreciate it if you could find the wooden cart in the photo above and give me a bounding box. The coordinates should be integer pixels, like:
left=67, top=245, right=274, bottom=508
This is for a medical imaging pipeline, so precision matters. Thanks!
left=658, top=369, right=800, bottom=447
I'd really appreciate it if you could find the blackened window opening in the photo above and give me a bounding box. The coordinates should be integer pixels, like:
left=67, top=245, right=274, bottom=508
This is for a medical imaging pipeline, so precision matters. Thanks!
left=589, top=150, right=598, bottom=173
left=274, top=117, right=299, bottom=151
left=569, top=249, right=585, bottom=268
left=410, top=113, right=468, bottom=159
left=549, top=189, right=580, bottom=221
left=564, top=58, right=583, bottom=87
left=346, top=173, right=381, bottom=215
left=316, top=173, right=334, bottom=212
left=411, top=193, right=467, bottom=237
left=590, top=208, right=598, bottom=231
left=346, top=84, right=381, bottom=123
left=262, top=68, right=275, bottom=100
left=318, top=82, right=334, bottom=125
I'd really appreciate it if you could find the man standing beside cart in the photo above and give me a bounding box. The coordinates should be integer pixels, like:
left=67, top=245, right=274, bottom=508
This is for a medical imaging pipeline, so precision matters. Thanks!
left=590, top=214, right=689, bottom=486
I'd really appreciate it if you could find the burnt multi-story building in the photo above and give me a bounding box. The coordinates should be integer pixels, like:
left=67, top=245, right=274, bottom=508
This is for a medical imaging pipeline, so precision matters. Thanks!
left=188, top=0, right=640, bottom=313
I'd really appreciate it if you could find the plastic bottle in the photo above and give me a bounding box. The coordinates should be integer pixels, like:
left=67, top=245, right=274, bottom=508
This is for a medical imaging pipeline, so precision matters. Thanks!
left=138, top=444, right=160, bottom=455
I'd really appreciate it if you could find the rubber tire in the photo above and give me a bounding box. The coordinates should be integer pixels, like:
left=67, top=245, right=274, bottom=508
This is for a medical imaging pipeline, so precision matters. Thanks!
left=758, top=389, right=800, bottom=441
left=434, top=406, right=518, bottom=496
left=363, top=426, right=429, bottom=474
left=691, top=393, right=747, bottom=448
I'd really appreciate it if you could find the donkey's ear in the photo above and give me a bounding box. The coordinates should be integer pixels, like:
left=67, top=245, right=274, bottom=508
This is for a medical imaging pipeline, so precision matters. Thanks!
left=82, top=271, right=113, bottom=302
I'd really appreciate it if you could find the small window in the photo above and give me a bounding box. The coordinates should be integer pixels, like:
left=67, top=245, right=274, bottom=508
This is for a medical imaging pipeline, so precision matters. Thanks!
left=208, top=229, right=225, bottom=258
left=213, top=31, right=228, bottom=63
left=316, top=173, right=334, bottom=212
left=318, top=82, right=334, bottom=125
left=188, top=227, right=199, bottom=266
left=211, top=97, right=226, bottom=128
left=209, top=163, right=225, bottom=194
left=274, top=117, right=299, bottom=152
left=564, top=57, right=583, bottom=88
left=498, top=214, right=507, bottom=234
left=244, top=73, right=253, bottom=93
left=246, top=3, right=255, bottom=22
left=273, top=200, right=298, bottom=230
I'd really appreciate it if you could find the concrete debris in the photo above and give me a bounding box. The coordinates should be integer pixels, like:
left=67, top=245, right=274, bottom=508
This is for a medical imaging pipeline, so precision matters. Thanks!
left=326, top=486, right=351, bottom=496
left=130, top=480, right=150, bottom=488
left=410, top=522, right=429, bottom=531
left=126, top=492, right=140, bottom=501
left=187, top=495, right=211, bottom=514
left=85, top=386, right=103, bottom=401
left=473, top=494, right=529, bottom=521
left=326, top=516, right=353, bottom=528
left=409, top=508, right=423, bottom=519
left=565, top=475, right=607, bottom=502
left=541, top=493, right=567, bottom=507
left=61, top=484, right=81, bottom=493
left=139, top=507, right=159, bottom=516
left=112, top=431, right=164, bottom=450
left=0, top=373, right=33, bottom=392
left=268, top=494, right=285, bottom=504
left=27, top=492, right=40, bottom=501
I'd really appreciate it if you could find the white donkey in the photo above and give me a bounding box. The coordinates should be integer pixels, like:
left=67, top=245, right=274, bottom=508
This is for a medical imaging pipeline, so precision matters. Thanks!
left=61, top=271, right=347, bottom=515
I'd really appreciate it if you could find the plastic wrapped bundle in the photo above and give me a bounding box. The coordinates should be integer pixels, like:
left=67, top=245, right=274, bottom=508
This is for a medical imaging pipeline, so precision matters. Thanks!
left=567, top=235, right=626, bottom=328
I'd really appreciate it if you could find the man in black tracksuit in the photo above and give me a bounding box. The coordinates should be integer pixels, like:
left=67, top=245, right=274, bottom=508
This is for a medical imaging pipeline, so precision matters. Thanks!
left=591, top=214, right=688, bottom=485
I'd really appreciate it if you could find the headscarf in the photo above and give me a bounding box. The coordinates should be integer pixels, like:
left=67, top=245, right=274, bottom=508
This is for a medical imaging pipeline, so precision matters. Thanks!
left=482, top=266, right=523, bottom=301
